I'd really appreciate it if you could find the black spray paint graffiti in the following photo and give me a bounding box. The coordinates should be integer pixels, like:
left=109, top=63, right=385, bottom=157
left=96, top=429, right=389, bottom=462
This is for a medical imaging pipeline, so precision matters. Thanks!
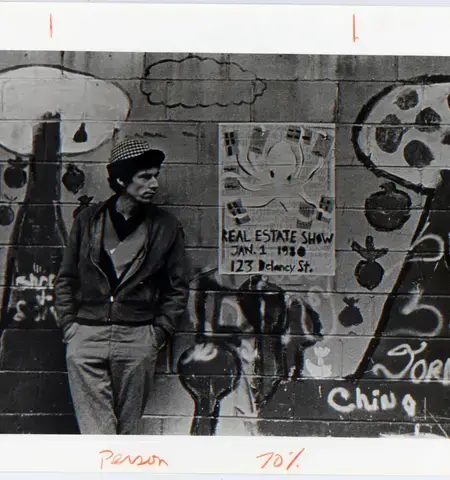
left=140, top=55, right=267, bottom=108
left=178, top=342, right=242, bottom=436
left=177, top=269, right=323, bottom=435
left=351, top=75, right=450, bottom=380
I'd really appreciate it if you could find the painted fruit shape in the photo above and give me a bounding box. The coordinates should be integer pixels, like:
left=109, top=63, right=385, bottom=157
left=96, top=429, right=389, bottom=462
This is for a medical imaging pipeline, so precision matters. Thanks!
left=4, top=158, right=27, bottom=189
left=73, top=122, right=88, bottom=143
left=338, top=297, right=364, bottom=327
left=0, top=205, right=14, bottom=226
left=365, top=182, right=412, bottom=232
left=62, top=164, right=85, bottom=194
left=355, top=259, right=384, bottom=291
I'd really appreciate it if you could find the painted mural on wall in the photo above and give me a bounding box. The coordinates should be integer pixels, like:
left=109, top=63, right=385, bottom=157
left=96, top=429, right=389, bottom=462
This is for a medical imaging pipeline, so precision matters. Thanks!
left=177, top=268, right=323, bottom=435
left=347, top=76, right=450, bottom=433
left=1, top=54, right=450, bottom=437
left=0, top=66, right=130, bottom=332
left=219, top=123, right=335, bottom=276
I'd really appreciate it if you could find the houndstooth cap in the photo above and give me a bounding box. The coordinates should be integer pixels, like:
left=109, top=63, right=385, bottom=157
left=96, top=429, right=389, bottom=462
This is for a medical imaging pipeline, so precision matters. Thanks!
left=109, top=139, right=165, bottom=166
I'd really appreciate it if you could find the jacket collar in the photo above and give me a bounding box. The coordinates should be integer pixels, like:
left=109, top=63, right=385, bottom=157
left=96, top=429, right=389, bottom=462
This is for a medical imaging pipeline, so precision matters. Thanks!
left=89, top=196, right=173, bottom=287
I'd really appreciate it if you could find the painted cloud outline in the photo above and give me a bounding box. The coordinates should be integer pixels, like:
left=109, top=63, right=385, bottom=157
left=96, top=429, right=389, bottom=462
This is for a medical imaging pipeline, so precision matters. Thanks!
left=351, top=74, right=450, bottom=196
left=140, top=54, right=268, bottom=108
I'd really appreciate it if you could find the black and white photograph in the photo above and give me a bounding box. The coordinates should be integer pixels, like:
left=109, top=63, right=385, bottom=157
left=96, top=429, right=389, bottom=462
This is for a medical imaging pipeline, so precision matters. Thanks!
left=0, top=51, right=449, bottom=439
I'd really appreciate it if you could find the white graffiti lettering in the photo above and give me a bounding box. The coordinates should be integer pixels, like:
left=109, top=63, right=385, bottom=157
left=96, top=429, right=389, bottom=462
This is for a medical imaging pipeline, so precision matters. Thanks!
left=372, top=342, right=450, bottom=386
left=327, top=387, right=417, bottom=417
left=181, top=343, right=218, bottom=364
left=15, top=272, right=56, bottom=289
left=12, top=266, right=57, bottom=323
left=396, top=286, right=444, bottom=336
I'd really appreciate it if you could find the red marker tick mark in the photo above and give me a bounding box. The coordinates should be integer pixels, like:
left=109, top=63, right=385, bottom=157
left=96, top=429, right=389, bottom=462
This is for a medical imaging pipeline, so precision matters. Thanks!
left=49, top=14, right=53, bottom=38
left=286, top=449, right=305, bottom=471
left=352, top=14, right=359, bottom=42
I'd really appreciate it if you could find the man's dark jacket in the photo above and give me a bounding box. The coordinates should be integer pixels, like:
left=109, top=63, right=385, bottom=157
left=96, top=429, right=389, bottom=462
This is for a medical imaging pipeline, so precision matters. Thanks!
left=54, top=199, right=190, bottom=337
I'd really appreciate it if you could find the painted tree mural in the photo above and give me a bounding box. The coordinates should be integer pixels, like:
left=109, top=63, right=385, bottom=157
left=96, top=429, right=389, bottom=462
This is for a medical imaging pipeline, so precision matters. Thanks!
left=0, top=66, right=130, bottom=378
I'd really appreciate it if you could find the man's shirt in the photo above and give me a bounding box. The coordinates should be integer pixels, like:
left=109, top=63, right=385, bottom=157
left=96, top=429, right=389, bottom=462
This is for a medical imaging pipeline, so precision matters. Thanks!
left=100, top=196, right=147, bottom=290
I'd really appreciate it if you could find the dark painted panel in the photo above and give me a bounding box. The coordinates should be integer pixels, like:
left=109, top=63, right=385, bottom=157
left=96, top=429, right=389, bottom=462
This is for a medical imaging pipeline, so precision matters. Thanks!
left=0, top=330, right=66, bottom=371
left=0, top=414, right=78, bottom=434
left=0, top=372, right=73, bottom=414
left=259, top=420, right=448, bottom=438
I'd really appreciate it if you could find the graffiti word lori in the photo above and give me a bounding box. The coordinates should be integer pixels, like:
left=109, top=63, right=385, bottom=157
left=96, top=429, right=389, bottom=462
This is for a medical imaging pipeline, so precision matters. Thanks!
left=99, top=450, right=168, bottom=470
left=372, top=342, right=450, bottom=385
left=328, top=387, right=417, bottom=417
left=257, top=449, right=306, bottom=471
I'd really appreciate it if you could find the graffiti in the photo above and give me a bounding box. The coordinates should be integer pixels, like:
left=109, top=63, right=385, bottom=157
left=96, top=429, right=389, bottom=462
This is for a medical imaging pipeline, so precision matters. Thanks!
left=351, top=76, right=450, bottom=379
left=372, top=342, right=450, bottom=386
left=351, top=236, right=388, bottom=290
left=177, top=341, right=242, bottom=436
left=0, top=66, right=130, bottom=332
left=140, top=55, right=267, bottom=108
left=13, top=263, right=57, bottom=323
left=396, top=286, right=444, bottom=337
left=2, top=54, right=450, bottom=437
left=0, top=114, right=67, bottom=328
left=364, top=183, right=412, bottom=232
left=327, top=386, right=417, bottom=417
left=179, top=268, right=323, bottom=434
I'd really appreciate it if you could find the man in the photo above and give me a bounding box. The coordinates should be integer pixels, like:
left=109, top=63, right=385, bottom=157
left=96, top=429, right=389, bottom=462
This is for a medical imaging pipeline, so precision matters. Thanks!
left=55, top=138, right=190, bottom=434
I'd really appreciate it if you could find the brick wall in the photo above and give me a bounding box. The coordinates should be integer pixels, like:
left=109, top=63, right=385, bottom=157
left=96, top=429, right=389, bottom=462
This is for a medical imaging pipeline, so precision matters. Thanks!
left=0, top=51, right=448, bottom=437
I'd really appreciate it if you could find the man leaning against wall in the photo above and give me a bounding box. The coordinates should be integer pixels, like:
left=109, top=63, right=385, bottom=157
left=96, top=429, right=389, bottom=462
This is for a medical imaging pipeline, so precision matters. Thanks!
left=54, top=139, right=190, bottom=434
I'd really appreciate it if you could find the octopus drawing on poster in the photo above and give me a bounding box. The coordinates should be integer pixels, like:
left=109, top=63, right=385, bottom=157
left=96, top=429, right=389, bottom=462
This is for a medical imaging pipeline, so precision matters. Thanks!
left=219, top=123, right=336, bottom=276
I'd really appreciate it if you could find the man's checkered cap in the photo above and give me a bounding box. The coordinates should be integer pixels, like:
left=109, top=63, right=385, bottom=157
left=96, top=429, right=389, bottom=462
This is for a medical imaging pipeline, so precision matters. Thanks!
left=110, top=139, right=163, bottom=165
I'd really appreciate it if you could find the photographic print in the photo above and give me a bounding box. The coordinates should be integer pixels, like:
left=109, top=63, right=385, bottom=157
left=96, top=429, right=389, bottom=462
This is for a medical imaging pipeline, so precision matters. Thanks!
left=0, top=51, right=448, bottom=439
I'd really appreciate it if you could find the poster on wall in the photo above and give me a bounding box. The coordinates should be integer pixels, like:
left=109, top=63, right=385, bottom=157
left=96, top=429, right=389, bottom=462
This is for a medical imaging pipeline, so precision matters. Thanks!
left=219, top=123, right=336, bottom=276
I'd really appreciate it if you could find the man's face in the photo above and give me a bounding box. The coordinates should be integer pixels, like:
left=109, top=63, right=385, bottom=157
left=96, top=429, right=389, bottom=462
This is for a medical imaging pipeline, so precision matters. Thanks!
left=123, top=167, right=160, bottom=204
